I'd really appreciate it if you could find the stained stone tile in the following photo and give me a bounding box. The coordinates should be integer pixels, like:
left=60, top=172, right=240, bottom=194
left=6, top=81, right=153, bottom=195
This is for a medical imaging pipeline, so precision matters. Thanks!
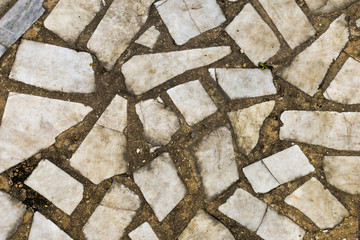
left=306, top=0, right=358, bottom=14
left=25, top=160, right=84, bottom=215
left=0, top=93, right=92, bottom=173
left=133, top=153, right=187, bottom=222
left=228, top=101, right=275, bottom=155
left=129, top=222, right=159, bottom=240
left=87, top=0, right=155, bottom=70
left=122, top=47, right=231, bottom=95
left=209, top=68, right=276, bottom=99
left=155, top=0, right=226, bottom=45
left=285, top=177, right=349, bottom=229
left=243, top=161, right=280, bottom=193
left=226, top=3, right=280, bottom=64
left=278, top=15, right=349, bottom=96
left=9, top=40, right=95, bottom=93
left=83, top=182, right=141, bottom=240
left=135, top=26, right=161, bottom=49
left=178, top=209, right=235, bottom=240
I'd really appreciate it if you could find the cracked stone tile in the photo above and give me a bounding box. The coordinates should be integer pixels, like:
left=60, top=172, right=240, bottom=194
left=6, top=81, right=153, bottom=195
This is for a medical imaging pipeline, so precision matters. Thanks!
left=133, top=153, right=187, bottom=222
left=167, top=80, right=218, bottom=126
left=178, top=209, right=235, bottom=240
left=243, top=161, right=280, bottom=193
left=193, top=127, right=239, bottom=201
left=278, top=14, right=349, bottom=96
left=87, top=0, right=155, bottom=70
left=135, top=26, right=161, bottom=49
left=70, top=95, right=128, bottom=184
left=306, top=0, right=358, bottom=14
left=324, top=156, right=360, bottom=194
left=28, top=212, right=72, bottom=240
left=0, top=0, right=45, bottom=57
left=83, top=182, right=141, bottom=240
left=135, top=99, right=181, bottom=146
left=0, top=191, right=26, bottom=240
left=9, top=40, right=95, bottom=93
left=25, top=160, right=84, bottom=215
left=285, top=177, right=349, bottom=229
left=209, top=68, right=276, bottom=99
left=122, top=46, right=231, bottom=95
left=0, top=93, right=92, bottom=173
left=225, top=3, right=280, bottom=64
left=228, top=101, right=275, bottom=155
left=129, top=222, right=159, bottom=240
left=155, top=0, right=226, bottom=45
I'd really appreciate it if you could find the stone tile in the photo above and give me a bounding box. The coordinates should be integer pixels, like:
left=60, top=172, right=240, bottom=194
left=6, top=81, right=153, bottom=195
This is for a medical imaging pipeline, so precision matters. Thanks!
left=0, top=93, right=92, bottom=173
left=323, top=156, right=360, bottom=194
left=0, top=191, right=26, bottom=239
left=133, top=153, right=187, bottom=222
left=228, top=101, right=275, bottom=155
left=357, top=18, right=360, bottom=28
left=83, top=182, right=141, bottom=240
left=87, top=0, right=155, bottom=70
left=122, top=46, right=231, bottom=95
left=9, top=40, right=95, bottom=93
left=96, top=95, right=127, bottom=132
left=136, top=99, right=181, bottom=146
left=306, top=0, right=358, bottom=14
left=129, top=222, right=159, bottom=240
left=225, top=3, right=280, bottom=64
left=28, top=212, right=72, bottom=240
left=209, top=68, right=276, bottom=99
left=135, top=26, right=161, bottom=49
left=44, top=0, right=102, bottom=44
left=278, top=15, right=349, bottom=96
left=243, top=161, right=280, bottom=193
left=155, top=0, right=226, bottom=45
left=178, top=209, right=235, bottom=240
left=285, top=177, right=349, bottom=229
left=167, top=80, right=217, bottom=126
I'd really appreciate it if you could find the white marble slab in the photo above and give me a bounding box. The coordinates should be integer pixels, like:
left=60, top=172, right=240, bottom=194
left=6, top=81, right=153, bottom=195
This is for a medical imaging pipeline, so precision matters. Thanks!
left=135, top=26, right=161, bottom=49
left=129, top=222, right=159, bottom=240
left=243, top=161, right=280, bottom=193
left=306, top=0, right=358, bottom=14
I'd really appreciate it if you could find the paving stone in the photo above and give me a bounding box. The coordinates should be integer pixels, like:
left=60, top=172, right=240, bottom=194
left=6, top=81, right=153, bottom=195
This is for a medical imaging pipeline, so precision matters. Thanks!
left=209, top=68, right=276, bottom=99
left=87, top=0, right=155, bottom=70
left=135, top=26, right=161, bottom=49
left=0, top=191, right=26, bottom=239
left=228, top=101, right=275, bottom=155
left=357, top=18, right=360, bottom=28
left=122, top=46, right=231, bottom=95
left=155, top=0, right=226, bottom=45
left=167, top=80, right=218, bottom=126
left=133, top=153, right=187, bottom=222
left=225, top=3, right=280, bottom=64
left=278, top=14, right=349, bottom=96
left=178, top=209, right=235, bottom=240
left=129, top=222, right=159, bottom=240
left=44, top=0, right=102, bottom=44
left=243, top=161, right=280, bottom=193
left=306, top=0, right=358, bottom=14
left=83, top=182, right=141, bottom=240
left=25, top=160, right=84, bottom=215
left=285, top=177, right=349, bottom=229
left=0, top=93, right=92, bottom=173
left=9, top=40, right=95, bottom=93
left=135, top=99, right=181, bottom=146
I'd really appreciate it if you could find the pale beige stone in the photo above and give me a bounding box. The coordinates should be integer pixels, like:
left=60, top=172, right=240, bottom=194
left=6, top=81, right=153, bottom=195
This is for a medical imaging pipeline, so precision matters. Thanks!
left=306, top=0, right=358, bottom=14
left=135, top=26, right=160, bottom=49
left=129, top=222, right=159, bottom=240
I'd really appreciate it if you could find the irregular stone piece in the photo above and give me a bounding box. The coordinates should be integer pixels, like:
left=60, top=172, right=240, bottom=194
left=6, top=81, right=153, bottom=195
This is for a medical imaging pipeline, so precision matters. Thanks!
left=193, top=127, right=239, bottom=200
left=0, top=93, right=92, bottom=173
left=129, top=222, right=159, bottom=240
left=133, top=153, right=187, bottom=222
left=179, top=209, right=235, bottom=240
left=25, top=160, right=84, bottom=215
left=278, top=15, right=349, bottom=96
left=243, top=161, right=280, bottom=193
left=135, top=26, right=161, bottom=49
left=226, top=3, right=280, bottom=64
left=357, top=18, right=360, bottom=28
left=155, top=0, right=226, bottom=45
left=167, top=80, right=218, bottom=126
left=209, top=68, right=276, bottom=99
left=9, top=40, right=95, bottom=93
left=285, top=177, right=349, bottom=229
left=83, top=182, right=141, bottom=240
left=87, top=0, right=155, bottom=70
left=122, top=46, right=231, bottom=95
left=306, top=0, right=358, bottom=14
left=228, top=101, right=275, bottom=155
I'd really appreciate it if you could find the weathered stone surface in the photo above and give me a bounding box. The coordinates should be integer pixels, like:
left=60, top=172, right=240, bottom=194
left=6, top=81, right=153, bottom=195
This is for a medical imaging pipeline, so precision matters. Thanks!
left=226, top=3, right=280, bottom=64
left=243, top=161, right=280, bottom=193
left=278, top=15, right=349, bottom=96
left=135, top=26, right=161, bottom=49
left=306, top=0, right=358, bottom=14
left=285, top=177, right=349, bottom=229
left=228, top=101, right=275, bottom=155
left=9, top=40, right=95, bottom=93
left=357, top=18, right=360, bottom=28
left=122, top=46, right=231, bottom=95
left=129, top=222, right=159, bottom=240
left=25, top=160, right=84, bottom=215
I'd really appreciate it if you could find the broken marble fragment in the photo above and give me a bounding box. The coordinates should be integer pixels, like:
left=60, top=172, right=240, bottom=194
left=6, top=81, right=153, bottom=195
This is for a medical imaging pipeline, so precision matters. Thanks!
left=278, top=15, right=349, bottom=96
left=243, top=161, right=280, bottom=193
left=357, top=18, right=360, bottom=28
left=129, top=222, right=159, bottom=240
left=9, top=40, right=95, bottom=93
left=226, top=3, right=280, bottom=64
left=306, top=0, right=358, bottom=14
left=135, top=26, right=161, bottom=49
left=122, top=46, right=231, bottom=95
